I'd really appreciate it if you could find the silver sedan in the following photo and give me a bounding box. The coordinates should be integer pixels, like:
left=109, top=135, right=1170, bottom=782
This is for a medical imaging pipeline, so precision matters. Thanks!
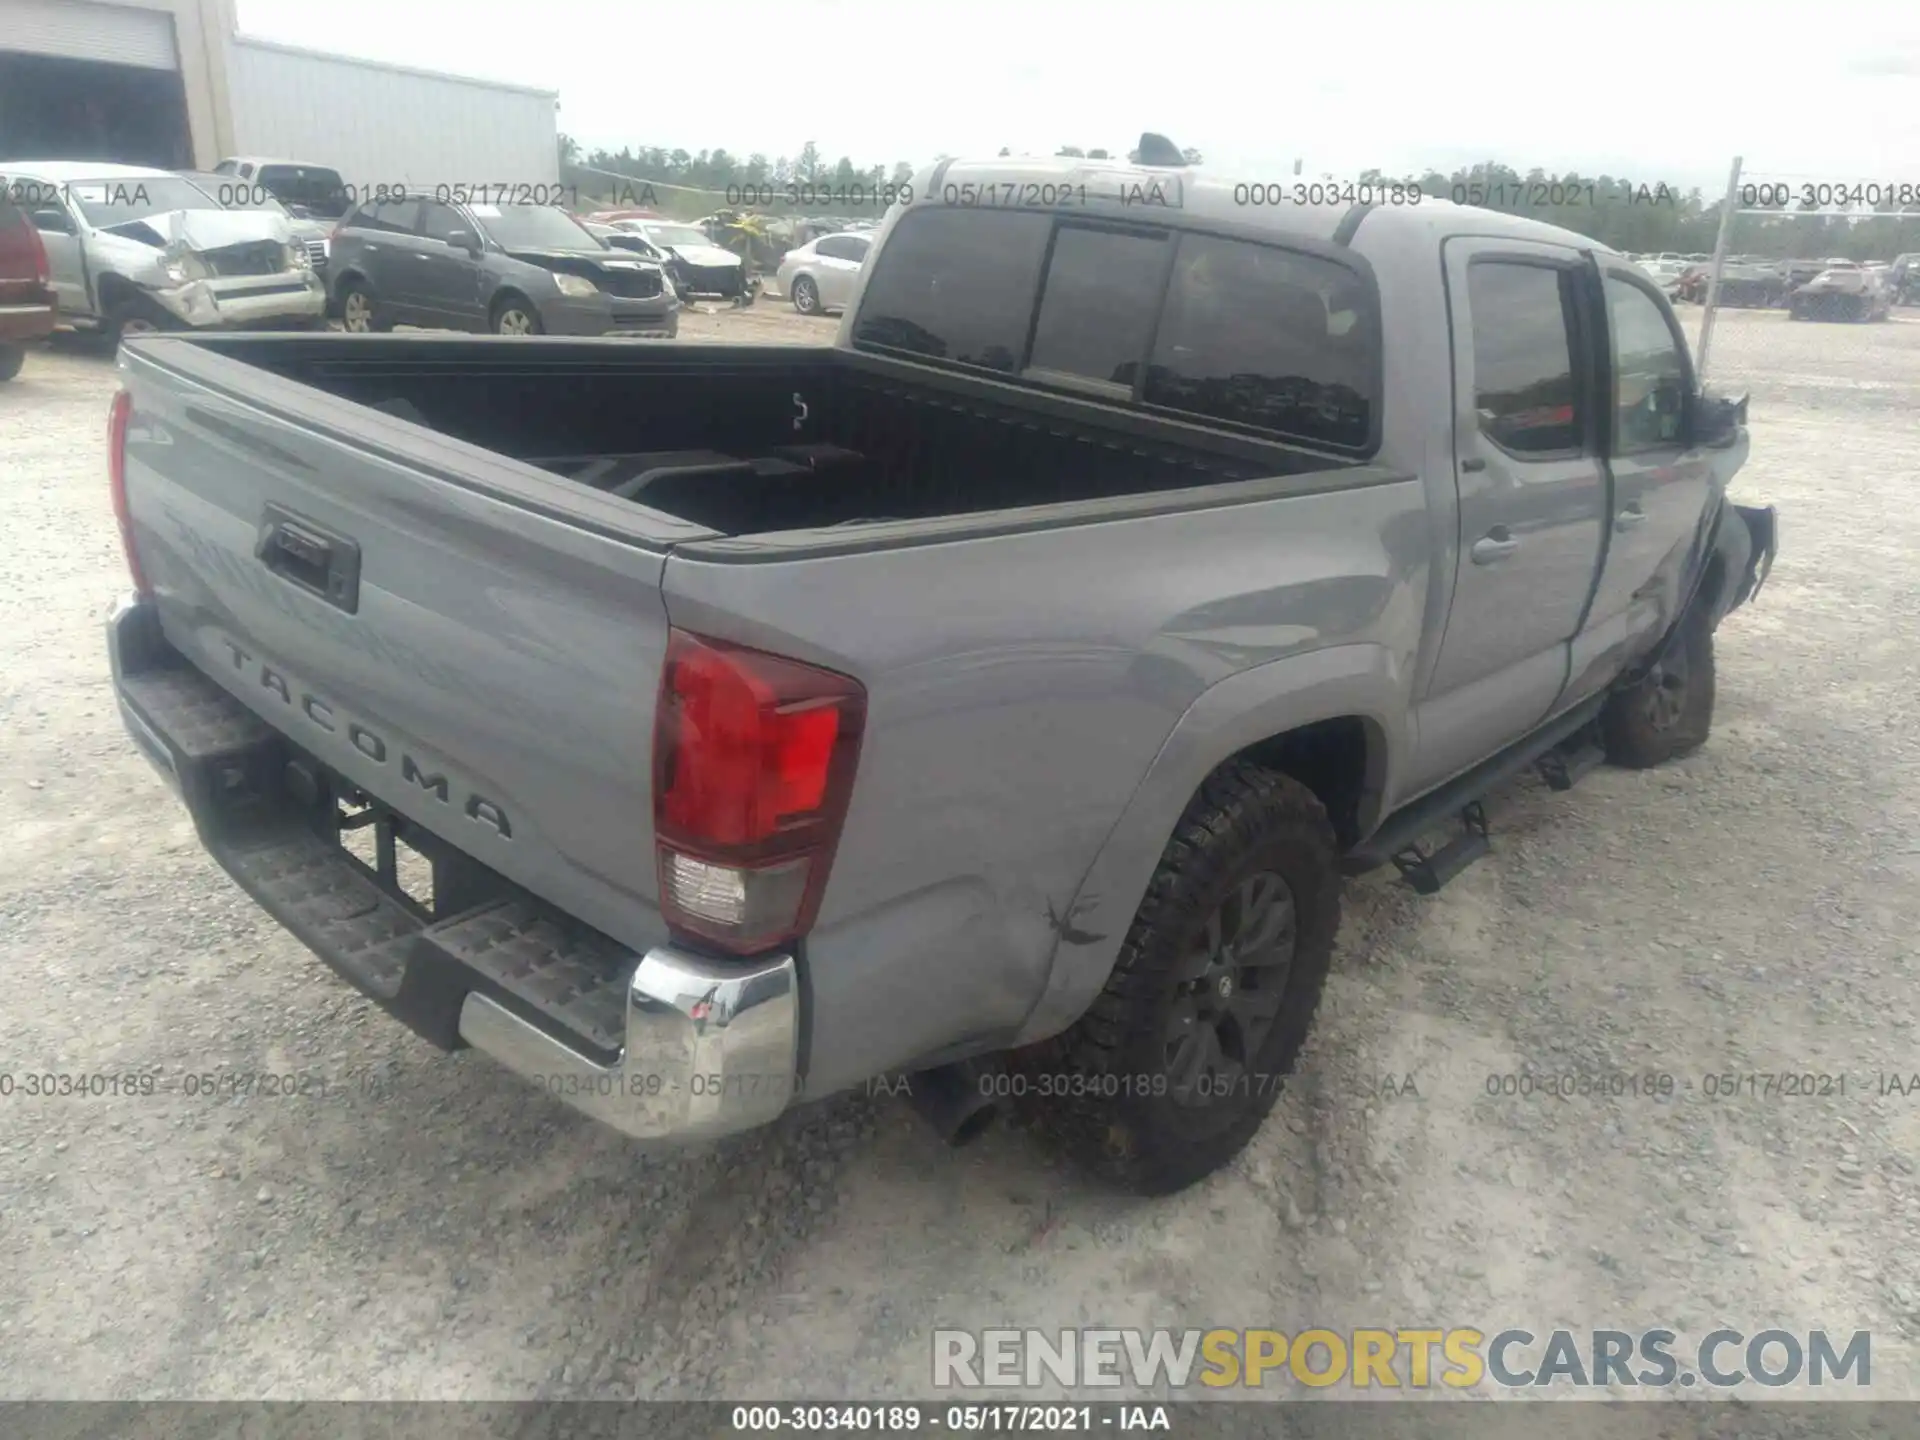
left=776, top=231, right=872, bottom=316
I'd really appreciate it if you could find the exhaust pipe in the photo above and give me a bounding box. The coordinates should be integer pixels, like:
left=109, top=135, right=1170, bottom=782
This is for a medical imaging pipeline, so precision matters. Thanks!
left=905, top=1057, right=1000, bottom=1147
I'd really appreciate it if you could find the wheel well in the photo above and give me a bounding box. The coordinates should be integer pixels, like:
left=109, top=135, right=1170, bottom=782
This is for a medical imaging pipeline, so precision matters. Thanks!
left=490, top=289, right=532, bottom=318
left=1228, top=716, right=1378, bottom=851
left=96, top=273, right=142, bottom=312
left=1699, top=551, right=1727, bottom=613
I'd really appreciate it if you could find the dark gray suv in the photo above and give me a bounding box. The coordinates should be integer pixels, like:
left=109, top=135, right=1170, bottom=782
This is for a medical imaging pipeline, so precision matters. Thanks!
left=329, top=198, right=679, bottom=337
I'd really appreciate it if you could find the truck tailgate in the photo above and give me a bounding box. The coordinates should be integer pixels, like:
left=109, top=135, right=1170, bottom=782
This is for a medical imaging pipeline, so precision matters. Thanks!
left=115, top=338, right=682, bottom=958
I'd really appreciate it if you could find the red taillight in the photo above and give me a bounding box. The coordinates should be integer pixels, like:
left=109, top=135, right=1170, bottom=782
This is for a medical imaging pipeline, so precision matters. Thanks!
left=653, top=629, right=865, bottom=954
left=108, top=389, right=150, bottom=595
left=28, top=221, right=48, bottom=287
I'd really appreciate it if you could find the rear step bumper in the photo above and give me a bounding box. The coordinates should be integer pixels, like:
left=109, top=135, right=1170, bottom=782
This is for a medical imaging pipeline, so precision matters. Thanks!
left=107, top=593, right=798, bottom=1144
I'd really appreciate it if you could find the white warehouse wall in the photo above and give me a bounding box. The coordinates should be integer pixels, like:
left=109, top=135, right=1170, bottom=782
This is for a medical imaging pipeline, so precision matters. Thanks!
left=224, top=34, right=559, bottom=193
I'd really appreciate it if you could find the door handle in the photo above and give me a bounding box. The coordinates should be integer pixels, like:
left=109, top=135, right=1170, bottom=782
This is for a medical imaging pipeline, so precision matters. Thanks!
left=1470, top=530, right=1519, bottom=565
left=1615, top=506, right=1648, bottom=532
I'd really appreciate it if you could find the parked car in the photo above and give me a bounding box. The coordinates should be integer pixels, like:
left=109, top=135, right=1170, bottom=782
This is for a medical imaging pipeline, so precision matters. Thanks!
left=1778, top=258, right=1829, bottom=295
left=105, top=151, right=1776, bottom=1195
left=1788, top=261, right=1891, bottom=322
left=1637, top=257, right=1688, bottom=300
left=179, top=171, right=333, bottom=281
left=1892, top=254, right=1920, bottom=305
left=211, top=157, right=353, bottom=221
left=605, top=219, right=751, bottom=301
left=583, top=209, right=662, bottom=225
left=0, top=189, right=58, bottom=381
left=776, top=230, right=873, bottom=315
left=1712, top=257, right=1787, bottom=309
left=0, top=162, right=326, bottom=345
left=329, top=198, right=679, bottom=337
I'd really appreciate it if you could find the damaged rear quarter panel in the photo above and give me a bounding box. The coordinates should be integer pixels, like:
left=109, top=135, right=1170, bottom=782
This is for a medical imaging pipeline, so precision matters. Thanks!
left=659, top=474, right=1422, bottom=1098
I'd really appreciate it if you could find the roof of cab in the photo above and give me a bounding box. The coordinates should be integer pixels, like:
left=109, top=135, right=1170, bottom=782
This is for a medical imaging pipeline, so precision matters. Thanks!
left=916, top=154, right=1618, bottom=257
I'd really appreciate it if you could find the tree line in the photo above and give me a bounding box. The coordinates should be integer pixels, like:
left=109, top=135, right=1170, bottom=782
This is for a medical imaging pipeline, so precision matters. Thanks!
left=557, top=139, right=1920, bottom=260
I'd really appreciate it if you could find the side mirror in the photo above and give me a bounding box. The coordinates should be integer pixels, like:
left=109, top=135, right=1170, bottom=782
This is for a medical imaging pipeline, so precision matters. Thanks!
left=31, top=207, right=73, bottom=234
left=1691, top=389, right=1748, bottom=447
left=445, top=229, right=481, bottom=255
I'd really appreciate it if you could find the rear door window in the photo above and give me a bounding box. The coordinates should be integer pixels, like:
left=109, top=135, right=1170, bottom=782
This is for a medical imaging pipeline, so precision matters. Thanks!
left=851, top=209, right=1052, bottom=372
left=1466, top=261, right=1586, bottom=456
left=1143, top=234, right=1375, bottom=449
left=368, top=198, right=421, bottom=234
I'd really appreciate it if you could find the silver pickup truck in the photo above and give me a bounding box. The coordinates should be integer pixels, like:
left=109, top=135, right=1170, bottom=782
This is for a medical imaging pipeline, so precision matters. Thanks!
left=105, top=152, right=1777, bottom=1194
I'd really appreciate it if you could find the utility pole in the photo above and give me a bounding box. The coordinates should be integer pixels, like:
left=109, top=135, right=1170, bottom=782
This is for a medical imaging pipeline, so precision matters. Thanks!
left=1696, top=155, right=1743, bottom=383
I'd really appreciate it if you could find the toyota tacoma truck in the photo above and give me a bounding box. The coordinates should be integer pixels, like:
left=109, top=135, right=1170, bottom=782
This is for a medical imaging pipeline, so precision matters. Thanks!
left=105, top=147, right=1777, bottom=1194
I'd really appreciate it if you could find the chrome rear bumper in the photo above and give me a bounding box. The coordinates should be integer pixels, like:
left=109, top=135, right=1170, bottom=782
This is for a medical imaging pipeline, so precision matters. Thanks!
left=458, top=946, right=799, bottom=1141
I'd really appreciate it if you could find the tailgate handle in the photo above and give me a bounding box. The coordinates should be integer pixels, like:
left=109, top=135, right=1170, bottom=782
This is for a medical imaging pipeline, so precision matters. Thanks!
left=255, top=504, right=361, bottom=613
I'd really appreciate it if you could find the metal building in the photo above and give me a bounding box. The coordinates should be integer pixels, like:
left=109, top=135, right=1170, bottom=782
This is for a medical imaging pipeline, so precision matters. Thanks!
left=0, top=0, right=559, bottom=189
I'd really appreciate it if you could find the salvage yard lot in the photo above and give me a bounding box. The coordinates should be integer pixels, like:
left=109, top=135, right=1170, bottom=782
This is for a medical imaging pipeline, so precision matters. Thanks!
left=2, top=305, right=1919, bottom=1410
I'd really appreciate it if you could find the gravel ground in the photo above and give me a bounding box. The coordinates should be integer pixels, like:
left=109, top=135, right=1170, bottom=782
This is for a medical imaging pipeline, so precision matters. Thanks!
left=2, top=303, right=1918, bottom=1414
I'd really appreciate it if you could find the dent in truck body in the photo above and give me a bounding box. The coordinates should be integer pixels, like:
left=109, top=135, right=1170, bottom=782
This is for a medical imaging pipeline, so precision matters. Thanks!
left=659, top=473, right=1428, bottom=1096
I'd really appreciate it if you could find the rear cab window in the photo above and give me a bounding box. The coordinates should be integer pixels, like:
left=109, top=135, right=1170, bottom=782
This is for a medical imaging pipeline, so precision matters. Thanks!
left=851, top=206, right=1378, bottom=451
left=258, top=165, right=350, bottom=219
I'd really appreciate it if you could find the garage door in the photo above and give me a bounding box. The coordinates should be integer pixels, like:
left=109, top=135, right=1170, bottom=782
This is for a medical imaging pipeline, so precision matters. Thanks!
left=0, top=0, right=180, bottom=70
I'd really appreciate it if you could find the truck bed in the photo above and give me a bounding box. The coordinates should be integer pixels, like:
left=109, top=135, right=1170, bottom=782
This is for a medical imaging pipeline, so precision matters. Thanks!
left=157, top=333, right=1359, bottom=538
left=112, top=326, right=1422, bottom=1105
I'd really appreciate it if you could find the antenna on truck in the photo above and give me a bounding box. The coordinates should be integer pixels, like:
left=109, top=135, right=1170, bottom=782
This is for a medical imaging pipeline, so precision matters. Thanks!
left=1135, top=133, right=1187, bottom=167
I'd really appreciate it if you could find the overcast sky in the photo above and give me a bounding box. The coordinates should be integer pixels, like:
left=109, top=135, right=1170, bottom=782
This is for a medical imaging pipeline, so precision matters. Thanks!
left=236, top=0, right=1919, bottom=196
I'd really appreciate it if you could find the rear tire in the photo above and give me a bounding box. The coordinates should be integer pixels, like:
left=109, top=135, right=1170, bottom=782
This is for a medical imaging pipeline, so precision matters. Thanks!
left=1036, top=762, right=1341, bottom=1195
left=337, top=281, right=388, bottom=334
left=1601, top=603, right=1716, bottom=769
left=491, top=295, right=543, bottom=335
left=104, top=296, right=173, bottom=347
left=0, top=344, right=23, bottom=382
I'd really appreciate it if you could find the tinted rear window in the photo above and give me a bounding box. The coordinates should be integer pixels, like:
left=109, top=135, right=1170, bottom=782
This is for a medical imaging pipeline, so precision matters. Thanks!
left=851, top=209, right=1051, bottom=372
left=1143, top=235, right=1374, bottom=449
left=852, top=209, right=1376, bottom=449
left=259, top=165, right=349, bottom=217
left=1027, top=225, right=1168, bottom=392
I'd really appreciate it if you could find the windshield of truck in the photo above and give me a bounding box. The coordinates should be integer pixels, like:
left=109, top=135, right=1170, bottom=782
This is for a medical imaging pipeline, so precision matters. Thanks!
left=257, top=165, right=350, bottom=218
left=853, top=208, right=1378, bottom=450
left=471, top=204, right=604, bottom=250
left=68, top=177, right=226, bottom=226
left=642, top=224, right=714, bottom=249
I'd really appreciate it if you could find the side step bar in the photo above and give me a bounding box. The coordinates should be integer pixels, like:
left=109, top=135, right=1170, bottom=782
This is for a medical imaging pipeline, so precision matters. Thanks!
left=1536, top=735, right=1606, bottom=792
left=1391, top=801, right=1488, bottom=895
left=1344, top=695, right=1609, bottom=889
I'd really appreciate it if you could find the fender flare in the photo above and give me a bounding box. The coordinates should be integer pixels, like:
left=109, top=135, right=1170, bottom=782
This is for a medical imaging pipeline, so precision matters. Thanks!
left=1011, top=642, right=1406, bottom=1045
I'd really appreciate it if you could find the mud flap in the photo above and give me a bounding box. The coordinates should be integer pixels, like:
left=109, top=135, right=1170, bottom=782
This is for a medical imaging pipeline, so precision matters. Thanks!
left=1727, top=503, right=1778, bottom=615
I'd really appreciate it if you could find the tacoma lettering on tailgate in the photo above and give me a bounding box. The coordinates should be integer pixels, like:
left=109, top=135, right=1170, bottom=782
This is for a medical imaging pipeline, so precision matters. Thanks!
left=220, top=638, right=512, bottom=838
